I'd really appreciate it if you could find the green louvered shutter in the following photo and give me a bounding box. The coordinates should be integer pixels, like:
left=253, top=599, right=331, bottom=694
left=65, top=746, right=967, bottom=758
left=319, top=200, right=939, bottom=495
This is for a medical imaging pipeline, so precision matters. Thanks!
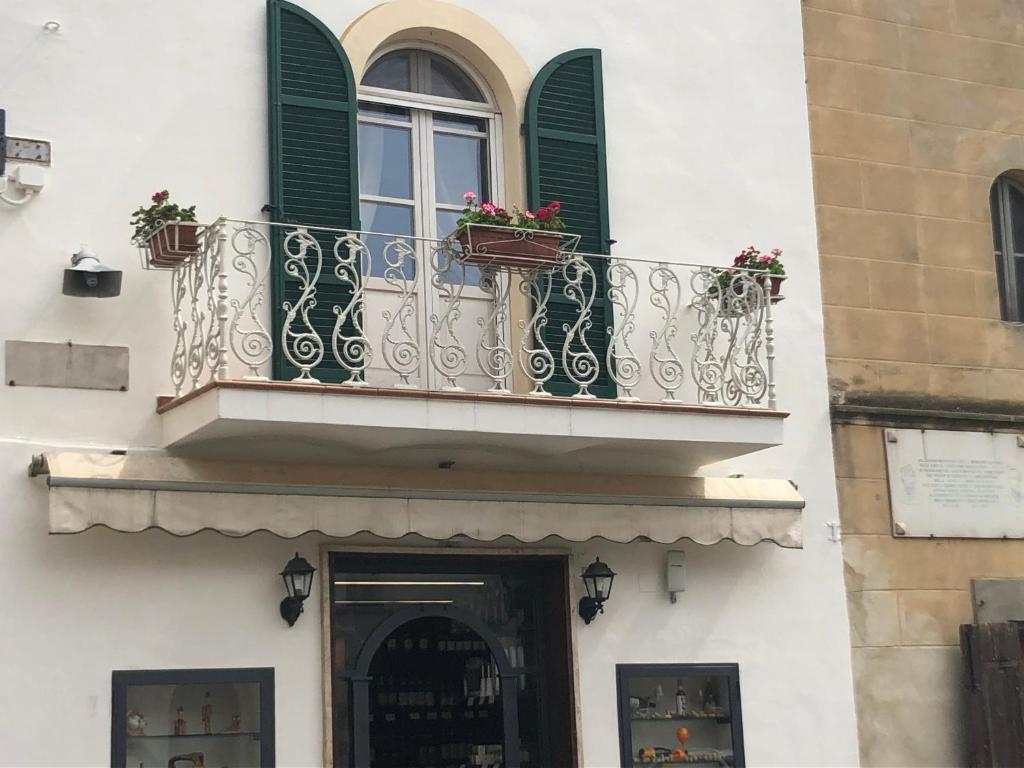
left=525, top=49, right=615, bottom=398
left=267, top=0, right=360, bottom=382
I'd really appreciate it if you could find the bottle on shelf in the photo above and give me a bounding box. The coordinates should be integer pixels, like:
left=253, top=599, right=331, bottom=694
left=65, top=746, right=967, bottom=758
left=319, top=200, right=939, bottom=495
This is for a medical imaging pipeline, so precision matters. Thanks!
left=675, top=680, right=688, bottom=716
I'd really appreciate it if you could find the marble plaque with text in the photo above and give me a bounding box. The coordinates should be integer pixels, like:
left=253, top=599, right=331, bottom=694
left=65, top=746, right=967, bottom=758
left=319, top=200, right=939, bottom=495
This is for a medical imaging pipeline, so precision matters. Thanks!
left=884, top=428, right=1024, bottom=538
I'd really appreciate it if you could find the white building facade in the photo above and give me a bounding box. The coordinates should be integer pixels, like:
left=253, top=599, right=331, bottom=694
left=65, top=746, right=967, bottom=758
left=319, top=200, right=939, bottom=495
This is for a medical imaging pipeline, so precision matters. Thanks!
left=0, top=1, right=859, bottom=766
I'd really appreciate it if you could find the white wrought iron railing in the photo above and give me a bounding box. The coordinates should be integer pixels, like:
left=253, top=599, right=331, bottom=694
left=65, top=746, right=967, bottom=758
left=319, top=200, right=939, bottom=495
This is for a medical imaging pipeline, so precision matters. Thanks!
left=145, top=218, right=778, bottom=409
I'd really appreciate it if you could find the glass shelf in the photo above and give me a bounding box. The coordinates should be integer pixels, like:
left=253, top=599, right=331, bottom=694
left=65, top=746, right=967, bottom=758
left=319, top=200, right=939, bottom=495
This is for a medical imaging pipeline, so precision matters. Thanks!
left=127, top=731, right=261, bottom=739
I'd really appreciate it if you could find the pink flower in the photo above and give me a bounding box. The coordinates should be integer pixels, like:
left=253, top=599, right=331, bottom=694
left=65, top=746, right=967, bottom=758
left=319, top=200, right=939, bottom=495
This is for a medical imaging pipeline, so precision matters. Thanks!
left=770, top=248, right=782, bottom=257
left=757, top=253, right=771, bottom=264
left=481, top=202, right=497, bottom=214
left=463, top=191, right=477, bottom=201
left=524, top=211, right=536, bottom=220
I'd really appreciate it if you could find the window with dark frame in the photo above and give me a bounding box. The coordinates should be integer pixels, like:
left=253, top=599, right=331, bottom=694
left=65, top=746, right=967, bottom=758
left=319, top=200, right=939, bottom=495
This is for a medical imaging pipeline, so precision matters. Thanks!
left=990, top=173, right=1024, bottom=322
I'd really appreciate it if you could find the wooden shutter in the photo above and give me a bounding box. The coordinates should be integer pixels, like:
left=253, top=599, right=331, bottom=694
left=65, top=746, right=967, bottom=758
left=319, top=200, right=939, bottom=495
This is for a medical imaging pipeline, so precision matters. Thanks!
left=961, top=622, right=1024, bottom=766
left=525, top=49, right=615, bottom=398
left=267, top=0, right=359, bottom=382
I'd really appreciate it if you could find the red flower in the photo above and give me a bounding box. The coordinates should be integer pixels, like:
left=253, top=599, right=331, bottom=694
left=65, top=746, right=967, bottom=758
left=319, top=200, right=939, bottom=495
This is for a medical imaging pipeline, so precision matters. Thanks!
left=537, top=207, right=551, bottom=221
left=548, top=200, right=561, bottom=212
left=152, top=190, right=169, bottom=203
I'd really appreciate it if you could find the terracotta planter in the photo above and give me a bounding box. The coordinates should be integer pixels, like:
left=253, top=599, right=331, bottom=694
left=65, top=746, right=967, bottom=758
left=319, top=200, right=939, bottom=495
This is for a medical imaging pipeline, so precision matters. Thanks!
left=455, top=226, right=563, bottom=270
left=760, top=273, right=786, bottom=304
left=147, top=222, right=201, bottom=268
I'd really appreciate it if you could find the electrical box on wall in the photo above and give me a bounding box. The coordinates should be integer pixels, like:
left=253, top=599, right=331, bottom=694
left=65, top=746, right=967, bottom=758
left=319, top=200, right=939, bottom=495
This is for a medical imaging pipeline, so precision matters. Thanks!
left=667, top=550, right=686, bottom=603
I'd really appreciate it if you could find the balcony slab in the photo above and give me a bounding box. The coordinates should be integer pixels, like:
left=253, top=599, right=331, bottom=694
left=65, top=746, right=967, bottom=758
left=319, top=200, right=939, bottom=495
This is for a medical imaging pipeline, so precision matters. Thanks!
left=158, top=381, right=787, bottom=474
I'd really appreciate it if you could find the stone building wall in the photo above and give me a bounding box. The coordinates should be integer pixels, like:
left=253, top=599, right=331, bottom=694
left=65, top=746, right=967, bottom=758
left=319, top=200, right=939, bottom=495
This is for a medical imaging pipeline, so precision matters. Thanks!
left=804, top=0, right=1024, bottom=410
left=804, top=1, right=1024, bottom=765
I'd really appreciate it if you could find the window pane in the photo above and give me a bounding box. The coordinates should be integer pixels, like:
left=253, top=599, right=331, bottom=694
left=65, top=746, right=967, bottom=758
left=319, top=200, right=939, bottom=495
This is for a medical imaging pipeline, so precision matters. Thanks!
left=360, top=201, right=416, bottom=279
left=427, top=52, right=485, bottom=102
left=1010, top=183, right=1024, bottom=254
left=437, top=208, right=480, bottom=284
left=433, top=132, right=486, bottom=206
left=358, top=122, right=413, bottom=200
left=433, top=113, right=486, bottom=132
left=362, top=51, right=412, bottom=91
left=358, top=102, right=411, bottom=123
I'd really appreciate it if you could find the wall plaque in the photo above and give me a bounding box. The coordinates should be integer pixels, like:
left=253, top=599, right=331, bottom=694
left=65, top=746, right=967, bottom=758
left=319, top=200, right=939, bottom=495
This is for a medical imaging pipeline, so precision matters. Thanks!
left=884, top=428, right=1024, bottom=538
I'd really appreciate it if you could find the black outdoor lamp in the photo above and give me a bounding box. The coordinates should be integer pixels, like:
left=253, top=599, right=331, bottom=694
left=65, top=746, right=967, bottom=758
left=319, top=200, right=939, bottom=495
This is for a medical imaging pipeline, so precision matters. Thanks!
left=279, top=552, right=316, bottom=627
left=578, top=556, right=616, bottom=624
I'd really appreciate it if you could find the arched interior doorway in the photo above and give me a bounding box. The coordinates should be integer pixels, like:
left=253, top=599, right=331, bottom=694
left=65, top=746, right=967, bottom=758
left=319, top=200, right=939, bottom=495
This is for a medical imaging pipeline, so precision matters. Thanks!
left=366, top=614, right=515, bottom=766
left=350, top=604, right=521, bottom=768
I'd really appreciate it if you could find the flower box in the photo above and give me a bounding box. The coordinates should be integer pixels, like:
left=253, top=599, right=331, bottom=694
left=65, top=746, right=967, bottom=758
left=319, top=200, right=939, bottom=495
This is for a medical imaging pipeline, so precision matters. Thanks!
left=147, top=221, right=202, bottom=269
left=455, top=225, right=564, bottom=271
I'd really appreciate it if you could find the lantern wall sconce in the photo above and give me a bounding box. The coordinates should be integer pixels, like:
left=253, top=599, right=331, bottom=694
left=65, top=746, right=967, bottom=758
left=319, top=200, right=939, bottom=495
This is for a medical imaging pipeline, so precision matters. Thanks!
left=578, top=556, right=616, bottom=624
left=279, top=552, right=316, bottom=627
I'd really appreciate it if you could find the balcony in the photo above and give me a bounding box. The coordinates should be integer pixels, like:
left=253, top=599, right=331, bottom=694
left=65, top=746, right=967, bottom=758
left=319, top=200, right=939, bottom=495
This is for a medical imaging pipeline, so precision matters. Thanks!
left=151, top=218, right=786, bottom=474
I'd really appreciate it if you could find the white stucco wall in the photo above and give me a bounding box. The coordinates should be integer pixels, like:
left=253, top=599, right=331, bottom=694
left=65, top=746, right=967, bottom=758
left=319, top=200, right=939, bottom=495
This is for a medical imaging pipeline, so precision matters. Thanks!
left=0, top=1, right=858, bottom=766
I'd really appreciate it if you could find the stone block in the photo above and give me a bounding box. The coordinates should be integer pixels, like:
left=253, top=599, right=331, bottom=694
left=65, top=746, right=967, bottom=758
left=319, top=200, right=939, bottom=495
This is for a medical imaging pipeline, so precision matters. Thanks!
left=848, top=590, right=901, bottom=647
left=817, top=206, right=918, bottom=262
left=837, top=477, right=892, bottom=535
left=867, top=261, right=925, bottom=312
left=966, top=174, right=997, bottom=223
left=851, top=646, right=966, bottom=767
left=857, top=66, right=966, bottom=128
left=805, top=57, right=860, bottom=110
left=902, top=27, right=966, bottom=81
left=917, top=218, right=995, bottom=270
left=958, top=79, right=1024, bottom=135
left=828, top=357, right=880, bottom=395
left=951, top=0, right=1024, bottom=45
left=922, top=266, right=979, bottom=316
left=861, top=162, right=915, bottom=214
left=925, top=315, right=995, bottom=366
left=811, top=107, right=911, bottom=165
left=832, top=423, right=887, bottom=480
left=898, top=589, right=972, bottom=645
left=803, top=8, right=905, bottom=68
left=988, top=322, right=1024, bottom=368
left=910, top=121, right=1024, bottom=176
left=914, top=169, right=972, bottom=220
left=974, top=270, right=1002, bottom=320
left=821, top=255, right=871, bottom=307
left=860, top=0, right=952, bottom=31
left=928, top=366, right=990, bottom=401
left=876, top=360, right=931, bottom=396
left=813, top=157, right=863, bottom=207
left=958, top=33, right=1024, bottom=90
left=825, top=306, right=931, bottom=362
left=988, top=368, right=1024, bottom=403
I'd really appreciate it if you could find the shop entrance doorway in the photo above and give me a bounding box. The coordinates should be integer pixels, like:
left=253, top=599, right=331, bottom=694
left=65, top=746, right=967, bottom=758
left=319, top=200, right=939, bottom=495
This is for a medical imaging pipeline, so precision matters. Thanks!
left=328, top=552, right=575, bottom=768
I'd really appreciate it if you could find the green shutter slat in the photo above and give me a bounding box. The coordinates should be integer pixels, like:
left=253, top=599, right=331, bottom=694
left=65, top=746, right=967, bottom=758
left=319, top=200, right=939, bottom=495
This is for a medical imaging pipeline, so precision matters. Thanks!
left=525, top=49, right=614, bottom=398
left=268, top=0, right=360, bottom=381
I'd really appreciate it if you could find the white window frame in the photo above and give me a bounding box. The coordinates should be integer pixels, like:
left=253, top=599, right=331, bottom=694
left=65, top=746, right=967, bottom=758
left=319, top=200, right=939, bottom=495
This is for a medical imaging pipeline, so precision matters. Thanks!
left=357, top=45, right=508, bottom=391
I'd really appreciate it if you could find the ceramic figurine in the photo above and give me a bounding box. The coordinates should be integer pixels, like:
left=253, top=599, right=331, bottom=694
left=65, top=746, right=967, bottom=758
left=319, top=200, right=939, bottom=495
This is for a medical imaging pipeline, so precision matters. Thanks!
left=222, top=713, right=242, bottom=734
left=126, top=709, right=147, bottom=737
left=200, top=692, right=213, bottom=735
left=173, top=706, right=187, bottom=736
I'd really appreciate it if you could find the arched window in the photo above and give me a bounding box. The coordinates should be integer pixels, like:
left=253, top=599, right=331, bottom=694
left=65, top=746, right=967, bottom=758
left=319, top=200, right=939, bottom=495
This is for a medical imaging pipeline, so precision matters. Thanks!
left=990, top=173, right=1024, bottom=322
left=357, top=48, right=499, bottom=278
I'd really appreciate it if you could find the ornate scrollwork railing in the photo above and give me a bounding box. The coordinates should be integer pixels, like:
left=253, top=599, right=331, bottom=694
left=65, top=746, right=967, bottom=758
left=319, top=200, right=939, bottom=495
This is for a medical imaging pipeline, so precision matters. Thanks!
left=161, top=218, right=776, bottom=409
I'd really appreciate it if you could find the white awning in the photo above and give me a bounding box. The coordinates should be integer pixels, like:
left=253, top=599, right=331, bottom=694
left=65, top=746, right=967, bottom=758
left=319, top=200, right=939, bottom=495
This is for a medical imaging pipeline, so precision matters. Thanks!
left=35, top=453, right=804, bottom=548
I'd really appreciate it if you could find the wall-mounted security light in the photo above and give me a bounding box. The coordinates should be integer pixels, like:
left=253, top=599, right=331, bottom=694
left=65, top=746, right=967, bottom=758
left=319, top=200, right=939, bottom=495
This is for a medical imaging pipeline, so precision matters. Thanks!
left=63, top=246, right=122, bottom=298
left=279, top=552, right=316, bottom=627
left=578, top=556, right=616, bottom=624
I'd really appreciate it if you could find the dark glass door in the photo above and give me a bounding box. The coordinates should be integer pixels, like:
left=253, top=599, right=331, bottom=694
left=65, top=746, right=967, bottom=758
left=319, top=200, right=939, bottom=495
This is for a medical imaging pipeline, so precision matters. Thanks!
left=329, top=553, right=574, bottom=768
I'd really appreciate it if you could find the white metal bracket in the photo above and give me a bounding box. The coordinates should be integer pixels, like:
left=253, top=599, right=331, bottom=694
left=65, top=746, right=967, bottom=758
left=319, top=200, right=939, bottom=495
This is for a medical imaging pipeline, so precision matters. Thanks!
left=826, top=521, right=842, bottom=542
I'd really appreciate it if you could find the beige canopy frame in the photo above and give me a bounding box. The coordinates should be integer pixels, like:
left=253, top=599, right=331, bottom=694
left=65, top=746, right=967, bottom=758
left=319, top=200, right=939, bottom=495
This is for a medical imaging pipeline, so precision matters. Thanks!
left=33, top=453, right=804, bottom=548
